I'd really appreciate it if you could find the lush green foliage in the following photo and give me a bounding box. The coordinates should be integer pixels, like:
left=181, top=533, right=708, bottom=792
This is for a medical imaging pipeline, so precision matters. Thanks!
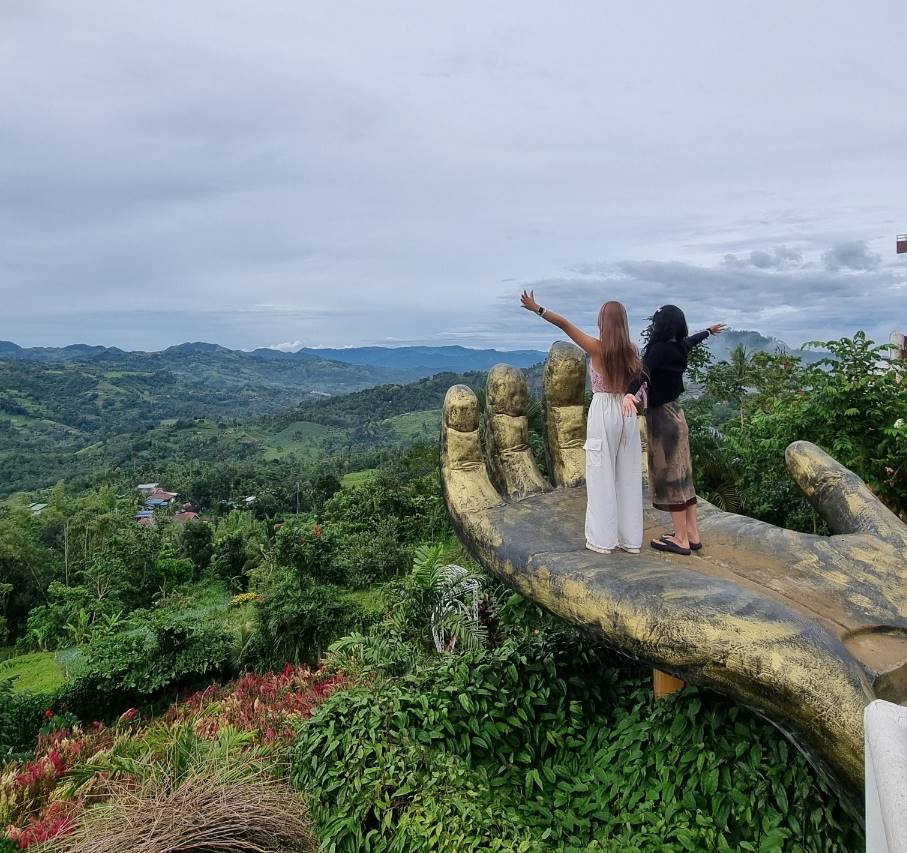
left=294, top=626, right=860, bottom=852
left=71, top=610, right=233, bottom=699
left=248, top=577, right=381, bottom=668
left=0, top=681, right=49, bottom=757
left=2, top=336, right=886, bottom=850
left=686, top=333, right=906, bottom=530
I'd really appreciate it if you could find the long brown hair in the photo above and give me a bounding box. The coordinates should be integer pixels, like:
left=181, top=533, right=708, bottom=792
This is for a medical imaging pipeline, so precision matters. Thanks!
left=597, top=301, right=643, bottom=390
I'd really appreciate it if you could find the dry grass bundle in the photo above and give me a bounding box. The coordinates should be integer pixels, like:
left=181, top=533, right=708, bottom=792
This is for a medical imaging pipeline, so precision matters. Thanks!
left=55, top=772, right=317, bottom=853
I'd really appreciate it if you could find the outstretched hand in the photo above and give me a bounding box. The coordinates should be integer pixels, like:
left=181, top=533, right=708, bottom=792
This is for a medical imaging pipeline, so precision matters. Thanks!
left=708, top=323, right=727, bottom=335
left=520, top=290, right=540, bottom=313
left=440, top=341, right=907, bottom=786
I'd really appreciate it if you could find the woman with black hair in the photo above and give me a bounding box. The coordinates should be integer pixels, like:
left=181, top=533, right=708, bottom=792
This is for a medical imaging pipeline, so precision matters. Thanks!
left=641, top=305, right=725, bottom=555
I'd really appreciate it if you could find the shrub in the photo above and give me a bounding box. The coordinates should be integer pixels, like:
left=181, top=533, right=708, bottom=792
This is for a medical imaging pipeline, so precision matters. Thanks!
left=1, top=665, right=346, bottom=848
left=273, top=518, right=340, bottom=583
left=2, top=722, right=313, bottom=851
left=16, top=585, right=99, bottom=652
left=70, top=611, right=233, bottom=702
left=293, top=630, right=862, bottom=852
left=178, top=518, right=213, bottom=573
left=249, top=575, right=379, bottom=668
left=0, top=720, right=121, bottom=846
left=690, top=333, right=907, bottom=530
left=167, top=665, right=349, bottom=747
left=0, top=682, right=48, bottom=757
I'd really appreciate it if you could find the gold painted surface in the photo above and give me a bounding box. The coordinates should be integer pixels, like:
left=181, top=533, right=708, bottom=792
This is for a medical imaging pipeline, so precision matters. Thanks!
left=543, top=342, right=588, bottom=488
left=484, top=366, right=548, bottom=499
left=486, top=363, right=529, bottom=416
left=440, top=343, right=907, bottom=788
left=441, top=385, right=503, bottom=515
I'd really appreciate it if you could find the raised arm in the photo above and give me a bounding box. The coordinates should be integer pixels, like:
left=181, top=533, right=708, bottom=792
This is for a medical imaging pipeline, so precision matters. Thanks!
left=684, top=323, right=727, bottom=349
left=684, top=330, right=710, bottom=349
left=520, top=290, right=599, bottom=356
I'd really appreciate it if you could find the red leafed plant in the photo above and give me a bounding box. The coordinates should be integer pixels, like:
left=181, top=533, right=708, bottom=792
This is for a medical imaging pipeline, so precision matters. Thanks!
left=3, top=723, right=115, bottom=848
left=5, top=800, right=78, bottom=849
left=168, top=665, right=348, bottom=746
left=2, top=666, right=349, bottom=849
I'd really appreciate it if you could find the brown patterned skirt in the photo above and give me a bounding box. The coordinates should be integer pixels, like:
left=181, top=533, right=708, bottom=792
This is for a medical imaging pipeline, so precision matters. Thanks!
left=646, top=401, right=697, bottom=512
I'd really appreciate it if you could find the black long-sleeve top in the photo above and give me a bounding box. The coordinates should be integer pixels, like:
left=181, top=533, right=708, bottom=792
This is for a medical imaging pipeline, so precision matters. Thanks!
left=629, top=330, right=709, bottom=408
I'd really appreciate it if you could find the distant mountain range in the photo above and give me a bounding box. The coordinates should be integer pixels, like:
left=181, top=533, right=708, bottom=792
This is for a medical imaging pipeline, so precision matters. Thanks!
left=292, top=345, right=546, bottom=372
left=0, top=340, right=545, bottom=374
left=703, top=330, right=827, bottom=364
left=0, top=341, right=545, bottom=404
left=0, top=332, right=828, bottom=496
left=0, top=332, right=824, bottom=373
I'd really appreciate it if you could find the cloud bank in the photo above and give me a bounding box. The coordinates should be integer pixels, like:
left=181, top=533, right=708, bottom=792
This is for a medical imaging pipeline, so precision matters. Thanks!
left=1, top=2, right=905, bottom=350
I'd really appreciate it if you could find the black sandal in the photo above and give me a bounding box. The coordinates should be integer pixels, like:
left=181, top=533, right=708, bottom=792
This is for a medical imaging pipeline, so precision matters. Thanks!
left=665, top=533, right=702, bottom=551
left=651, top=538, right=691, bottom=556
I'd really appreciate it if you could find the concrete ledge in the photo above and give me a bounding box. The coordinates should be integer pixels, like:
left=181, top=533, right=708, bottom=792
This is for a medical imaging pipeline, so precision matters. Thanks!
left=865, top=700, right=907, bottom=852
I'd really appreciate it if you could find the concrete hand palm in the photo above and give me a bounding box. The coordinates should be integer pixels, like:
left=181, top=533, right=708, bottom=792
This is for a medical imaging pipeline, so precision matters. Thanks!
left=441, top=341, right=907, bottom=786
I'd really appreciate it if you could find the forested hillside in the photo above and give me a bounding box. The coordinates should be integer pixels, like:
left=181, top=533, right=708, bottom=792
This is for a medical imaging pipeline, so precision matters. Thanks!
left=3, top=331, right=901, bottom=850
left=0, top=346, right=541, bottom=497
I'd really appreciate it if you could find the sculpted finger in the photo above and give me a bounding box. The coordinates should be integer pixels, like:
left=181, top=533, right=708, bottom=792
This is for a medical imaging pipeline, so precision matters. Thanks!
left=786, top=441, right=907, bottom=543
left=441, top=385, right=504, bottom=517
left=543, top=341, right=587, bottom=487
left=485, top=365, right=549, bottom=499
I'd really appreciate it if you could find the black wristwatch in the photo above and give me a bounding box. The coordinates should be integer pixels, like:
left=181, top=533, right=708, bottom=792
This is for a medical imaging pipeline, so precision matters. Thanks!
left=537, top=305, right=545, bottom=315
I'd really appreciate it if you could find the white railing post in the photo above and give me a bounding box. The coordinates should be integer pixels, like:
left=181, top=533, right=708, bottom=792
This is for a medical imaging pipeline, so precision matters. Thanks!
left=864, top=700, right=907, bottom=852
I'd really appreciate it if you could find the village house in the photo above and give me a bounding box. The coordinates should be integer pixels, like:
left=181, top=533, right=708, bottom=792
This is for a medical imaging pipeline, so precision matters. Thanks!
left=134, top=483, right=183, bottom=525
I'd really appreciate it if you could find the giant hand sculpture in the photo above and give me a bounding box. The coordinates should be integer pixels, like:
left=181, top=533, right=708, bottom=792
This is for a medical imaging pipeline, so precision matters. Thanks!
left=441, top=341, right=907, bottom=787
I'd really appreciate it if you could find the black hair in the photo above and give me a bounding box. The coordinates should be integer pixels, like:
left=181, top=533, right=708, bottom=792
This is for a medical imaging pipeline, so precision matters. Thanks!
left=642, top=304, right=689, bottom=357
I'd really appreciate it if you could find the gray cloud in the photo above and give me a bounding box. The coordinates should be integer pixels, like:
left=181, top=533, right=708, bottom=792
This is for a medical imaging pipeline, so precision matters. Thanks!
left=1, top=2, right=905, bottom=350
left=822, top=241, right=882, bottom=272
left=722, top=246, right=804, bottom=270
left=465, top=250, right=907, bottom=351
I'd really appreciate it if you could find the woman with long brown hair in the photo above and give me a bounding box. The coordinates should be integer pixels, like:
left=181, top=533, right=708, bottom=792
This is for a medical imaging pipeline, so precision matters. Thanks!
left=521, top=291, right=645, bottom=553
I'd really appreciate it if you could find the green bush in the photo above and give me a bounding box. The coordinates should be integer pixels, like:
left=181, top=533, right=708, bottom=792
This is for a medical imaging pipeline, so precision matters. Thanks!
left=249, top=574, right=381, bottom=668
left=70, top=610, right=233, bottom=700
left=273, top=518, right=341, bottom=583
left=179, top=519, right=214, bottom=574
left=293, top=631, right=862, bottom=852
left=0, top=678, right=48, bottom=756
left=688, top=333, right=907, bottom=531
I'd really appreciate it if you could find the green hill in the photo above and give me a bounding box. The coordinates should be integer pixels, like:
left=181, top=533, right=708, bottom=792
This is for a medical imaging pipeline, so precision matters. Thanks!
left=0, top=361, right=487, bottom=496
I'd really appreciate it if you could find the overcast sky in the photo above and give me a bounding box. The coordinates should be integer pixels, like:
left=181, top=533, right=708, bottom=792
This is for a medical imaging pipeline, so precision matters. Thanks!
left=2, top=1, right=905, bottom=352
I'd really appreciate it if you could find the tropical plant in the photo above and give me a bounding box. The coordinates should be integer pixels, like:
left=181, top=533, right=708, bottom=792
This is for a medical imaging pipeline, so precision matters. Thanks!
left=294, top=627, right=862, bottom=852
left=723, top=333, right=907, bottom=529
left=248, top=574, right=370, bottom=668
left=386, top=543, right=487, bottom=653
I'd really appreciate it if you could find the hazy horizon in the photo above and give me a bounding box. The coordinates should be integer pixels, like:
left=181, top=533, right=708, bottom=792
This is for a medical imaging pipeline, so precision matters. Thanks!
left=3, top=2, right=905, bottom=352
left=0, top=326, right=838, bottom=356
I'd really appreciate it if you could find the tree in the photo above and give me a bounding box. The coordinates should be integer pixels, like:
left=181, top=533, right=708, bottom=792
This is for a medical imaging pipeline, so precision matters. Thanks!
left=179, top=521, right=213, bottom=574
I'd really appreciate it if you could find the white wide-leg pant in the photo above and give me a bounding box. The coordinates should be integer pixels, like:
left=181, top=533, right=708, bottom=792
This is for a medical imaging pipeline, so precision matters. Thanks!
left=583, top=392, right=643, bottom=552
